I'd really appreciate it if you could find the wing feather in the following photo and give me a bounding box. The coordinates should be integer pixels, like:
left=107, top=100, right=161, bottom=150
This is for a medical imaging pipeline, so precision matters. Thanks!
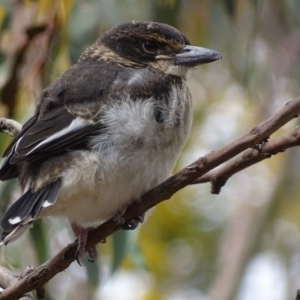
left=0, top=61, right=123, bottom=181
left=0, top=106, right=101, bottom=180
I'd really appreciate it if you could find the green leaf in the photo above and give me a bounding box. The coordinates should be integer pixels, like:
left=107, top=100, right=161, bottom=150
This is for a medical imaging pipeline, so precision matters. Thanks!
left=83, top=255, right=100, bottom=287
left=111, top=229, right=129, bottom=273
left=29, top=219, right=48, bottom=264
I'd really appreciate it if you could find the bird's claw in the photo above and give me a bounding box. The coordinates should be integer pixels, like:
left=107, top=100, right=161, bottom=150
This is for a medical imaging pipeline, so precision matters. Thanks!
left=87, top=246, right=98, bottom=262
left=122, top=213, right=145, bottom=230
left=75, top=250, right=82, bottom=266
left=75, top=246, right=98, bottom=264
left=72, top=223, right=98, bottom=264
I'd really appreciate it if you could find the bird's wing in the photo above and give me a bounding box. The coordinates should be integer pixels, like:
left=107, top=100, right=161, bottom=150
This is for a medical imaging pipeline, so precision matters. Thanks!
left=0, top=60, right=124, bottom=178
left=0, top=105, right=101, bottom=180
left=0, top=104, right=102, bottom=242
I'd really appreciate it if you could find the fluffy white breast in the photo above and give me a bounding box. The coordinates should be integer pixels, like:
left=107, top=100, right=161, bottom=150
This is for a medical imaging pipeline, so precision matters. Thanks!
left=41, top=86, right=193, bottom=227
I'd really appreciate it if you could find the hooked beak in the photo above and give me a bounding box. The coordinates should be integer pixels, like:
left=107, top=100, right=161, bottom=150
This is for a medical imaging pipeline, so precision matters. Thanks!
left=174, top=45, right=221, bottom=67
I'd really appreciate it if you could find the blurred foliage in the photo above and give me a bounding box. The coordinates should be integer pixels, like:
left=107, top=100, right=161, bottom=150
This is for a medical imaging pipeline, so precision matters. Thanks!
left=0, top=0, right=300, bottom=300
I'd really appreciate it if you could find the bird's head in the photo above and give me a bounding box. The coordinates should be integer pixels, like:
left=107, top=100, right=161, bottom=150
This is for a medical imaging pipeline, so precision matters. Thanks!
left=80, top=21, right=221, bottom=78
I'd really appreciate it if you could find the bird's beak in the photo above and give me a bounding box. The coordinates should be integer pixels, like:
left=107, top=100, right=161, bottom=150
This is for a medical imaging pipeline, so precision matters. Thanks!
left=174, top=45, right=221, bottom=67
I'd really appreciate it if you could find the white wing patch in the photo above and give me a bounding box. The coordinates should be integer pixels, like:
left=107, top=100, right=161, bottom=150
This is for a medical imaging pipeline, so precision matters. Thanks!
left=17, top=117, right=86, bottom=156
left=8, top=216, right=21, bottom=225
left=42, top=200, right=53, bottom=208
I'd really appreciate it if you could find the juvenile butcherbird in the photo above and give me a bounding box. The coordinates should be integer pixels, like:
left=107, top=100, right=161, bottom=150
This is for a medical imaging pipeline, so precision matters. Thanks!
left=0, top=21, right=221, bottom=261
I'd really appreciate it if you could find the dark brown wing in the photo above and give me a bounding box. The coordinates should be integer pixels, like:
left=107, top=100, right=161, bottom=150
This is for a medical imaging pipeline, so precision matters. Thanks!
left=0, top=60, right=124, bottom=180
left=0, top=106, right=101, bottom=180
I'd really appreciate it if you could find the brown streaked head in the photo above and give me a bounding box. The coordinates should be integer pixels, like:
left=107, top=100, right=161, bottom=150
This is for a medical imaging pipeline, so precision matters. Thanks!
left=80, top=21, right=221, bottom=74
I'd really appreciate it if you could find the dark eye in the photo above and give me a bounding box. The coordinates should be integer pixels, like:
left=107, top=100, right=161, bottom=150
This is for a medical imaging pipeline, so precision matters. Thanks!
left=143, top=41, right=158, bottom=53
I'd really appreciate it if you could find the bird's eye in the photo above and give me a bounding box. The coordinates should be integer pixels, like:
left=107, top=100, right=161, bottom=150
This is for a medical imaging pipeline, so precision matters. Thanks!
left=143, top=41, right=158, bottom=53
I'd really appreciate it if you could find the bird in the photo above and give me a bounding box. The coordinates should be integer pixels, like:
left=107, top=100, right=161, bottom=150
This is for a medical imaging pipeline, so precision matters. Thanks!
left=0, top=21, right=221, bottom=261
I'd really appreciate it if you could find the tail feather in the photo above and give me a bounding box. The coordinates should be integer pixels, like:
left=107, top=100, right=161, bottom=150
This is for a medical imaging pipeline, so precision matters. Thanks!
left=0, top=178, right=62, bottom=245
left=31, top=179, right=62, bottom=218
left=0, top=223, right=32, bottom=245
left=1, top=189, right=44, bottom=232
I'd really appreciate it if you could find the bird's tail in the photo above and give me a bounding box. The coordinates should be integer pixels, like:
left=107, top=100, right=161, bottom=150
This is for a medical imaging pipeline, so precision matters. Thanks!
left=0, top=178, right=62, bottom=245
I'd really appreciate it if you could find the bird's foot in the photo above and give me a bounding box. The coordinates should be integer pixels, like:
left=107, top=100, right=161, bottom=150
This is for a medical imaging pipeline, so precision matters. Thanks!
left=71, top=222, right=98, bottom=265
left=87, top=246, right=98, bottom=262
left=122, top=214, right=145, bottom=230
left=113, top=209, right=144, bottom=230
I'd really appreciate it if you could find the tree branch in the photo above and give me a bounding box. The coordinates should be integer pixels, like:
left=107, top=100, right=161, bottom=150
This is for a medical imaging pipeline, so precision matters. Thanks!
left=0, top=96, right=300, bottom=299
left=0, top=267, right=33, bottom=300
left=0, top=118, right=21, bottom=137
left=193, top=125, right=300, bottom=193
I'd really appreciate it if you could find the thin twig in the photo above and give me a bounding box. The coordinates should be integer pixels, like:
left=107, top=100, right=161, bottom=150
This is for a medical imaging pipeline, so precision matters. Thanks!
left=193, top=125, right=300, bottom=193
left=0, top=119, right=21, bottom=137
left=0, top=267, right=33, bottom=300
